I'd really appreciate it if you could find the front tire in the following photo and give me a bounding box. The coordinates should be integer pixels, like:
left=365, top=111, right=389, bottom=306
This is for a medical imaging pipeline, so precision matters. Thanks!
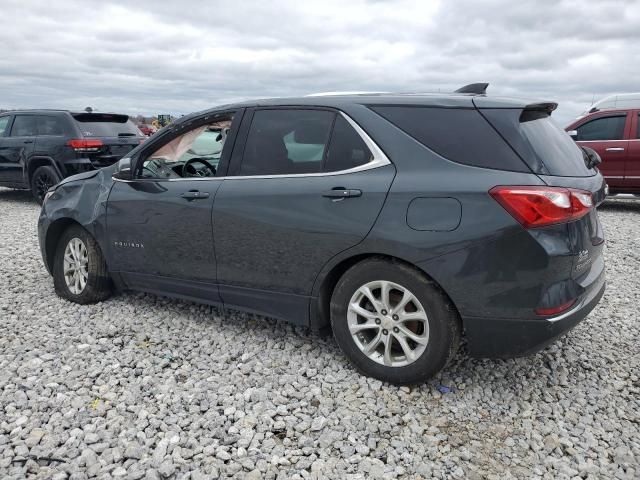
left=330, top=258, right=460, bottom=385
left=53, top=225, right=112, bottom=304
left=31, top=165, right=61, bottom=204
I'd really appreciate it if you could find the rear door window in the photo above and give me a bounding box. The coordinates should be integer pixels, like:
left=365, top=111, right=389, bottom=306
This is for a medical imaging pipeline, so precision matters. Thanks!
left=37, top=116, right=65, bottom=136
left=575, top=115, right=626, bottom=141
left=324, top=115, right=372, bottom=172
left=239, top=109, right=335, bottom=175
left=72, top=113, right=141, bottom=137
left=370, top=106, right=530, bottom=172
left=10, top=115, right=37, bottom=137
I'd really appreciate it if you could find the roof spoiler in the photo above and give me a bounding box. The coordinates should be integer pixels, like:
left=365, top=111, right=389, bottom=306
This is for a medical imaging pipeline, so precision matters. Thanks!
left=454, top=83, right=489, bottom=95
left=523, top=102, right=558, bottom=112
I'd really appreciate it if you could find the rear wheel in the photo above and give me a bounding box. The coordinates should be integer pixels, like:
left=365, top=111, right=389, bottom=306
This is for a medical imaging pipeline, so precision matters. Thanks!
left=31, top=165, right=60, bottom=204
left=53, top=225, right=112, bottom=304
left=330, top=258, right=460, bottom=385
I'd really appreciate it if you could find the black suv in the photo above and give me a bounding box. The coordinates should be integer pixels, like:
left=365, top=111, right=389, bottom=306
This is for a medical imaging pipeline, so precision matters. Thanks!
left=0, top=110, right=144, bottom=202
left=38, top=87, right=606, bottom=384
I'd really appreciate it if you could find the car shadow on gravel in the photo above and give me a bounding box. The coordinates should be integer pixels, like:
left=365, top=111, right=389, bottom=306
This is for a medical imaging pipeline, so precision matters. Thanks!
left=0, top=187, right=35, bottom=204
left=599, top=198, right=640, bottom=213
left=116, top=290, right=560, bottom=392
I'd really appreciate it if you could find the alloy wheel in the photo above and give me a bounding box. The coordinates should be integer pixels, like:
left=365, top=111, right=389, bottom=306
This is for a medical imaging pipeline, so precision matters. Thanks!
left=63, top=238, right=89, bottom=295
left=347, top=280, right=429, bottom=367
left=35, top=172, right=55, bottom=201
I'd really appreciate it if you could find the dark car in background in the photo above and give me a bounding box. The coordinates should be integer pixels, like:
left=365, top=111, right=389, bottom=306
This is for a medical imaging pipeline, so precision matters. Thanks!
left=566, top=107, right=640, bottom=195
left=38, top=87, right=606, bottom=384
left=0, top=110, right=144, bottom=202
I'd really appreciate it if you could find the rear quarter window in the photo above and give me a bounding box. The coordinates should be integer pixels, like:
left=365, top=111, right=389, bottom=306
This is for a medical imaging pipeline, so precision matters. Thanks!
left=370, top=106, right=530, bottom=172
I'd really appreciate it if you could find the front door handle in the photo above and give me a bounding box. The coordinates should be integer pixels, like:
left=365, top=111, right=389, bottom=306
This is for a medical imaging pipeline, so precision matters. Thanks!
left=322, top=188, right=362, bottom=199
left=605, top=147, right=625, bottom=152
left=180, top=190, right=209, bottom=200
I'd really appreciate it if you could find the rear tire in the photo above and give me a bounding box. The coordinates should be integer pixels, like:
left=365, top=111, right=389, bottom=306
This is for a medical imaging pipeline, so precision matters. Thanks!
left=330, top=258, right=460, bottom=385
left=31, top=165, right=60, bottom=204
left=53, top=225, right=112, bottom=304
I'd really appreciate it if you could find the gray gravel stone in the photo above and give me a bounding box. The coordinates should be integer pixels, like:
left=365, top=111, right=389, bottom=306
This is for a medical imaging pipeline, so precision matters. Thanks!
left=0, top=189, right=638, bottom=480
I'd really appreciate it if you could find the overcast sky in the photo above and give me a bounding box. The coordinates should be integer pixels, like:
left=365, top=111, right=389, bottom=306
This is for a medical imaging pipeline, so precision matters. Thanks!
left=1, top=0, right=638, bottom=125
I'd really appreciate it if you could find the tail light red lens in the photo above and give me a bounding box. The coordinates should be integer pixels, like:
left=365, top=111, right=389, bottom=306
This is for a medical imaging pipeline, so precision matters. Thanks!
left=66, top=139, right=103, bottom=151
left=535, top=299, right=576, bottom=316
left=490, top=186, right=593, bottom=228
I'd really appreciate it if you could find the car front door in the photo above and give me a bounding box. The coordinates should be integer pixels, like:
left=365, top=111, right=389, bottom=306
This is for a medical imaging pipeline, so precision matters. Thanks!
left=105, top=110, right=241, bottom=304
left=212, top=107, right=396, bottom=323
left=0, top=114, right=37, bottom=186
left=574, top=113, right=629, bottom=189
left=624, top=111, right=640, bottom=191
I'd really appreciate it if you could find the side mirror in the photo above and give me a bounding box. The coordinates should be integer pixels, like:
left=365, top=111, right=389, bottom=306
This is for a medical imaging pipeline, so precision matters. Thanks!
left=581, top=146, right=602, bottom=169
left=112, top=157, right=132, bottom=181
left=567, top=130, right=578, bottom=139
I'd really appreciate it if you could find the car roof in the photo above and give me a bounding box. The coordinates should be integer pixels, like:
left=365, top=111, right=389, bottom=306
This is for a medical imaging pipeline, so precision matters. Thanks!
left=0, top=109, right=131, bottom=116
left=175, top=92, right=550, bottom=126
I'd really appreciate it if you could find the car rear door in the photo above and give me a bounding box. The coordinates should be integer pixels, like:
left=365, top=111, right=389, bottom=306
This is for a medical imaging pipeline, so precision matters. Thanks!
left=212, top=107, right=395, bottom=324
left=623, top=111, right=640, bottom=190
left=573, top=112, right=629, bottom=189
left=0, top=114, right=37, bottom=186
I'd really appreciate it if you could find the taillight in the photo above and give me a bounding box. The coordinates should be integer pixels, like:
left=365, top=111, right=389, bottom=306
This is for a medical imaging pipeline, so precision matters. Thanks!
left=490, top=186, right=593, bottom=228
left=66, top=139, right=103, bottom=152
left=535, top=299, right=576, bottom=316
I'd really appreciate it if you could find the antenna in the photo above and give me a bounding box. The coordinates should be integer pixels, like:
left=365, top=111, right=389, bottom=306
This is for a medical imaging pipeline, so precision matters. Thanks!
left=454, top=83, right=489, bottom=95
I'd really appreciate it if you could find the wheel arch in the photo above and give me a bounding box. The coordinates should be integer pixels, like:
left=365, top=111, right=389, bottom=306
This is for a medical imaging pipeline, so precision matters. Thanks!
left=44, top=217, right=82, bottom=273
left=310, top=252, right=461, bottom=331
left=28, top=156, right=64, bottom=183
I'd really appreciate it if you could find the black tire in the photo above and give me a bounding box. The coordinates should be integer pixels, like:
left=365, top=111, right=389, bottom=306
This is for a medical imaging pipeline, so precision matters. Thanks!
left=53, top=225, right=112, bottom=304
left=31, top=165, right=61, bottom=204
left=330, top=258, right=460, bottom=385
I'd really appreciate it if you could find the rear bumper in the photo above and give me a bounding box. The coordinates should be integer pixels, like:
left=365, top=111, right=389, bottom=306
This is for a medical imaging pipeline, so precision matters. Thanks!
left=463, top=272, right=605, bottom=358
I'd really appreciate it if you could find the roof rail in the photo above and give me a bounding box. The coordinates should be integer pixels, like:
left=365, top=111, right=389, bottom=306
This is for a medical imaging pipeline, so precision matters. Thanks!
left=306, top=91, right=387, bottom=97
left=454, top=83, right=489, bottom=95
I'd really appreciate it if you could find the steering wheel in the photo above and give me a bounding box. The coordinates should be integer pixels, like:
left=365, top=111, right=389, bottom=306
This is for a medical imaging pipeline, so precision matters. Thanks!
left=183, top=158, right=216, bottom=177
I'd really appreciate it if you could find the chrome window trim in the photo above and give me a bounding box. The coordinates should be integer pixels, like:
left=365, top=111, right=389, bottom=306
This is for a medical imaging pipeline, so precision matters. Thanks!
left=115, top=111, right=391, bottom=183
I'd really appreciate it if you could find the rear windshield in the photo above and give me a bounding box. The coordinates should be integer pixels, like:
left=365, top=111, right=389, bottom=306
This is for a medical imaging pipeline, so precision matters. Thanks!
left=370, top=106, right=530, bottom=172
left=73, top=113, right=141, bottom=137
left=481, top=108, right=595, bottom=177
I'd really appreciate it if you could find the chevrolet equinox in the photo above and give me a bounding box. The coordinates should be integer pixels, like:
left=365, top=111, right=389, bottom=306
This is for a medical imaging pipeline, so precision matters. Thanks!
left=38, top=85, right=606, bottom=384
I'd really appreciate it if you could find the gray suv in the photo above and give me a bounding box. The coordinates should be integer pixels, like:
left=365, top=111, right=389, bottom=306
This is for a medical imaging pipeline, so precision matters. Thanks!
left=37, top=87, right=606, bottom=384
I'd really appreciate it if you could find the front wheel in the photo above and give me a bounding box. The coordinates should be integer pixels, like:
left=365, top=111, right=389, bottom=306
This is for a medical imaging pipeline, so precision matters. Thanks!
left=330, top=258, right=460, bottom=385
left=53, top=225, right=112, bottom=304
left=31, top=165, right=61, bottom=204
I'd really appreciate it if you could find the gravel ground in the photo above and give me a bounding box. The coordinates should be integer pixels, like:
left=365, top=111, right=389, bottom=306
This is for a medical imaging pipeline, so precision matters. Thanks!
left=0, top=187, right=638, bottom=480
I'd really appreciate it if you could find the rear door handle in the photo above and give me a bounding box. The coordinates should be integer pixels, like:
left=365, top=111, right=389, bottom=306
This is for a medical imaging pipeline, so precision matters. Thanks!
left=23, top=140, right=34, bottom=144
left=180, top=190, right=209, bottom=200
left=605, top=147, right=625, bottom=152
left=322, top=188, right=362, bottom=199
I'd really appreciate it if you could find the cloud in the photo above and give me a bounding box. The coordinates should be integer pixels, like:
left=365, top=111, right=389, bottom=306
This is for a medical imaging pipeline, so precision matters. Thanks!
left=0, top=0, right=638, bottom=124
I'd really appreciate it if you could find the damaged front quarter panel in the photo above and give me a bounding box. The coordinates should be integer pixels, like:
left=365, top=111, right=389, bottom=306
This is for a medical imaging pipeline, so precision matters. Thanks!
left=38, top=165, right=116, bottom=274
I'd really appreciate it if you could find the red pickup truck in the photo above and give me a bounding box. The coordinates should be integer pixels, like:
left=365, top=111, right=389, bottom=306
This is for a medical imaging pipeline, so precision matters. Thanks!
left=566, top=108, right=640, bottom=195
